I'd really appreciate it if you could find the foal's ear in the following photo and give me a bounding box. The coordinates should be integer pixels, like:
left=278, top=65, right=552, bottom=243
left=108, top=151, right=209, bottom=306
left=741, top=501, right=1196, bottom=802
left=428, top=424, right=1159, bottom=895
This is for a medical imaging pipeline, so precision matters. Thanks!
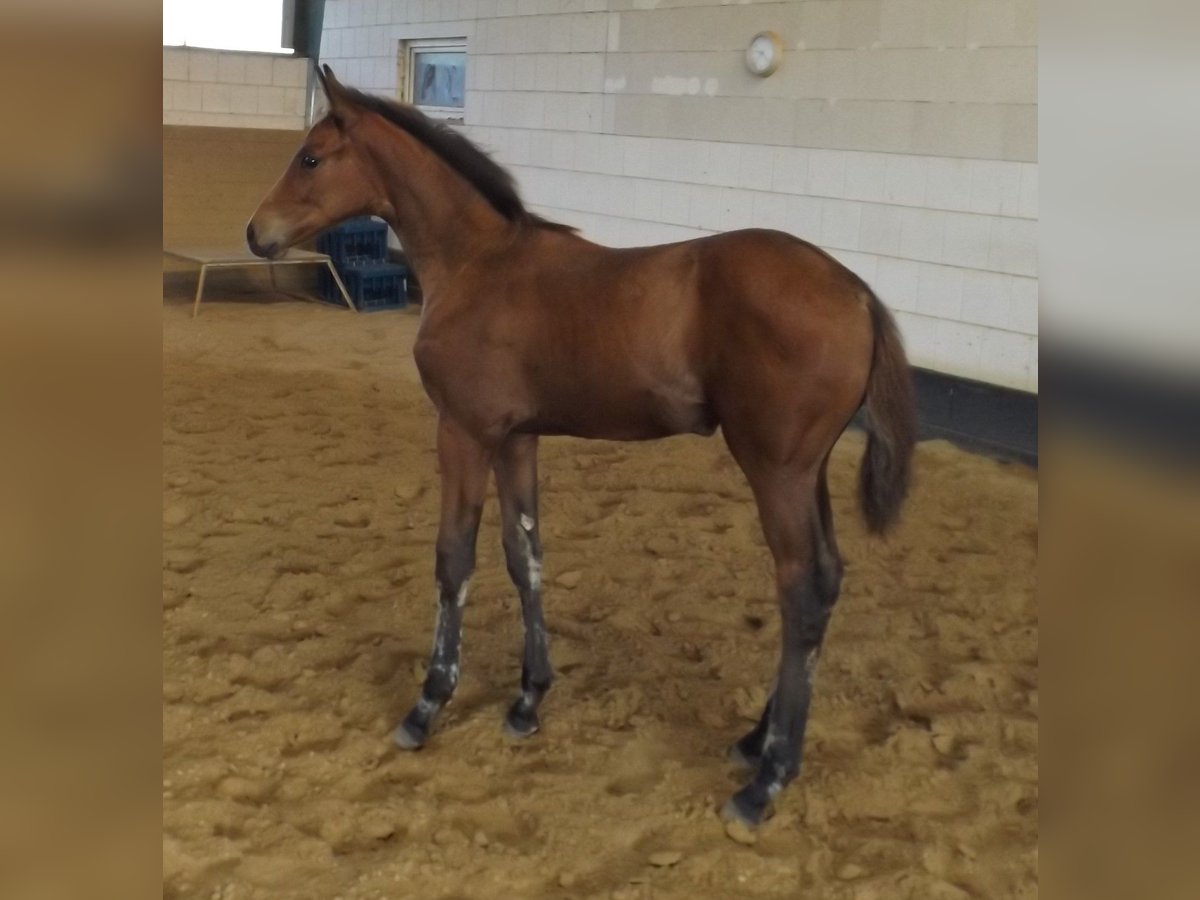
left=317, top=64, right=358, bottom=129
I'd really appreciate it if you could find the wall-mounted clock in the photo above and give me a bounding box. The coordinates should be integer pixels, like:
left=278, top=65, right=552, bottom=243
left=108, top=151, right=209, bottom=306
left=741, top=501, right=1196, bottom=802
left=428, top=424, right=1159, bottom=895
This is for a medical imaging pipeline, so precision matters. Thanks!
left=745, top=31, right=784, bottom=78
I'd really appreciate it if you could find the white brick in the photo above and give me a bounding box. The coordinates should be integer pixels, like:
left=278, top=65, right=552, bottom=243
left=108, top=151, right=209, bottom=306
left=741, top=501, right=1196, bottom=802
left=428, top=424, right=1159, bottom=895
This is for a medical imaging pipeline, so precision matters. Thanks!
left=201, top=82, right=232, bottom=113
left=567, top=95, right=602, bottom=131
left=230, top=85, right=259, bottom=114
left=286, top=87, right=308, bottom=117
left=988, top=217, right=1037, bottom=276
left=820, top=199, right=863, bottom=250
left=506, top=54, right=530, bottom=90
left=874, top=257, right=921, bottom=312
left=980, top=330, right=1033, bottom=387
left=596, top=134, right=624, bottom=174
left=528, top=134, right=554, bottom=168
left=163, top=48, right=188, bottom=82
left=916, top=263, right=964, bottom=320
left=189, top=50, right=219, bottom=83
left=633, top=180, right=663, bottom=221
left=844, top=152, right=887, bottom=202
left=623, top=137, right=655, bottom=178
left=935, top=320, right=985, bottom=378
left=494, top=56, right=515, bottom=90
left=960, top=269, right=1013, bottom=329
left=579, top=54, right=605, bottom=91
left=737, top=145, right=774, bottom=192
left=859, top=204, right=904, bottom=256
left=894, top=312, right=940, bottom=367
left=752, top=192, right=791, bottom=232
left=883, top=155, right=928, bottom=207
left=543, top=94, right=570, bottom=129
left=771, top=146, right=810, bottom=195
left=550, top=132, right=574, bottom=169
left=718, top=189, right=754, bottom=231
left=175, top=81, right=205, bottom=112
left=217, top=53, right=247, bottom=84
left=274, top=58, right=308, bottom=88
left=704, top=143, right=742, bottom=188
left=786, top=196, right=824, bottom=240
left=660, top=182, right=692, bottom=225
left=688, top=185, right=724, bottom=230
left=569, top=13, right=607, bottom=52
left=899, top=208, right=946, bottom=262
left=941, top=212, right=993, bottom=269
left=1018, top=164, right=1038, bottom=219
left=257, top=86, right=287, bottom=116
left=244, top=55, right=274, bottom=85
left=1009, top=277, right=1039, bottom=335
left=808, top=149, right=846, bottom=197
left=925, top=156, right=974, bottom=212
left=969, top=160, right=1023, bottom=216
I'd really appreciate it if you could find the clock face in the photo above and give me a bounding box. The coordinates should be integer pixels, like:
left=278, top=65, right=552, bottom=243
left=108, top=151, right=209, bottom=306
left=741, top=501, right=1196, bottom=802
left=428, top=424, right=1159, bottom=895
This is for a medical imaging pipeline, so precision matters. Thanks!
left=746, top=32, right=782, bottom=77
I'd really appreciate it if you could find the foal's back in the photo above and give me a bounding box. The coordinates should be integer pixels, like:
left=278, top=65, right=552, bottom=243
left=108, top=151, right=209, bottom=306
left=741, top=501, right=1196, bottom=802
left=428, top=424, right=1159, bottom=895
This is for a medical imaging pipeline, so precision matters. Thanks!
left=427, top=225, right=874, bottom=445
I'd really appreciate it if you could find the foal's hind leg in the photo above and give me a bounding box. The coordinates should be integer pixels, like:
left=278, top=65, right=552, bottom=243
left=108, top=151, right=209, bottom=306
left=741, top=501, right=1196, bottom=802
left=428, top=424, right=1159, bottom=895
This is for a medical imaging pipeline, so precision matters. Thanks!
left=393, top=418, right=491, bottom=750
left=730, top=460, right=842, bottom=770
left=724, top=463, right=844, bottom=826
left=494, top=434, right=553, bottom=738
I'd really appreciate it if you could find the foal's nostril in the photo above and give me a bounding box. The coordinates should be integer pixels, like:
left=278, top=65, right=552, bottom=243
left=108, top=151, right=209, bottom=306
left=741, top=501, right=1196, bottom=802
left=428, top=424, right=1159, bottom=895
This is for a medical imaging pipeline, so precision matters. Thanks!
left=246, top=221, right=262, bottom=256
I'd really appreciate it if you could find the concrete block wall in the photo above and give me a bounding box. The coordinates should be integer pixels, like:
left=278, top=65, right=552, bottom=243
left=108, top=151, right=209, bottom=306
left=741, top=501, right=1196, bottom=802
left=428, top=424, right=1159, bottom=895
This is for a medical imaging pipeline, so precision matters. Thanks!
left=163, top=47, right=311, bottom=130
left=319, top=0, right=1037, bottom=391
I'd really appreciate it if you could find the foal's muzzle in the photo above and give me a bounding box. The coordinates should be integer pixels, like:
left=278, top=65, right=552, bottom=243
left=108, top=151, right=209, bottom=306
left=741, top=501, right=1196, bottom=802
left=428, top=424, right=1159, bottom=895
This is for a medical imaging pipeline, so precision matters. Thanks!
left=245, top=221, right=279, bottom=259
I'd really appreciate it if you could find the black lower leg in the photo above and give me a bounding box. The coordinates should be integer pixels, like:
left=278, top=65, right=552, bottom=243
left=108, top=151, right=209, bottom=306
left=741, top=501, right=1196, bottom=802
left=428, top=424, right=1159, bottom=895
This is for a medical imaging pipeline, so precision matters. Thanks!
left=731, top=693, right=774, bottom=769
left=725, top=565, right=838, bottom=826
left=394, top=539, right=475, bottom=749
left=502, top=518, right=552, bottom=738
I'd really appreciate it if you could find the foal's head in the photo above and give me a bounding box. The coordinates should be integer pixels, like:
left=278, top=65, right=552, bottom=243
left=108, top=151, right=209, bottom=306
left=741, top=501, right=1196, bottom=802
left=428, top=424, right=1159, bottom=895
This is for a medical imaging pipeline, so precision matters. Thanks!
left=247, top=66, right=382, bottom=259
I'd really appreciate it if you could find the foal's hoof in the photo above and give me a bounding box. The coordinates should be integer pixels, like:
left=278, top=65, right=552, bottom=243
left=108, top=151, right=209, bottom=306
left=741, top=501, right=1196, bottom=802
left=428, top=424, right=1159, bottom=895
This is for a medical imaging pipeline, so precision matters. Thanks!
left=721, top=786, right=771, bottom=829
left=502, top=704, right=540, bottom=740
left=392, top=715, right=429, bottom=751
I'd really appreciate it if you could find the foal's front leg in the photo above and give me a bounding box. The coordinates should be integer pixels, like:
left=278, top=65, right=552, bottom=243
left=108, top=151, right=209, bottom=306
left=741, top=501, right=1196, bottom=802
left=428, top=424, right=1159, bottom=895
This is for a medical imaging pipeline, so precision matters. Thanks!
left=494, top=434, right=553, bottom=738
left=393, top=419, right=491, bottom=750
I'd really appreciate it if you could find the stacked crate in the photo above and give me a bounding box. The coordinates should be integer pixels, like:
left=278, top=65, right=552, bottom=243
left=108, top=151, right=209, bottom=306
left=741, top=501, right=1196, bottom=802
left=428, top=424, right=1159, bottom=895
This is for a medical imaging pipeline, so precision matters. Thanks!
left=316, top=217, right=409, bottom=312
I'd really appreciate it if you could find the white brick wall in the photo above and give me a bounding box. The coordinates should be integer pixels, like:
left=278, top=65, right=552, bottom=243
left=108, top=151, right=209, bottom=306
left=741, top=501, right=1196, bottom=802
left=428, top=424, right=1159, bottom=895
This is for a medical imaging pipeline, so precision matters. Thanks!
left=318, top=0, right=1038, bottom=391
left=163, top=47, right=310, bottom=130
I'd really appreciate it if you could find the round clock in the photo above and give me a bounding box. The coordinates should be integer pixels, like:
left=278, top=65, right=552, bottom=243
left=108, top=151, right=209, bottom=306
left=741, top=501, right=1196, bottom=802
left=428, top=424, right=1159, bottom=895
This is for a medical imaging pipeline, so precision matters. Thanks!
left=745, top=31, right=783, bottom=78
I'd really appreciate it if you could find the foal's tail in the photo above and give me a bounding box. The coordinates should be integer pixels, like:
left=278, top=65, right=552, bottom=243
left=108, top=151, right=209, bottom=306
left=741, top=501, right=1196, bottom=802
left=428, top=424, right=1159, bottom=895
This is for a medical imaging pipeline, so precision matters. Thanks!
left=858, top=292, right=917, bottom=535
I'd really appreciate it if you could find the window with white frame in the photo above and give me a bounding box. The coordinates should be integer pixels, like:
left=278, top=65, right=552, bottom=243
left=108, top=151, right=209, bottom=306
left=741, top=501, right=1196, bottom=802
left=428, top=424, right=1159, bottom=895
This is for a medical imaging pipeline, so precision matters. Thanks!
left=400, top=39, right=466, bottom=121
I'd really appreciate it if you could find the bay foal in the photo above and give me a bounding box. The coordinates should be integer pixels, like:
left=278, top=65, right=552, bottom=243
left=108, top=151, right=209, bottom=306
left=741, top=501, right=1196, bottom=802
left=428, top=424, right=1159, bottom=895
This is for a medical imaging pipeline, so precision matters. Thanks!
left=248, top=67, right=916, bottom=827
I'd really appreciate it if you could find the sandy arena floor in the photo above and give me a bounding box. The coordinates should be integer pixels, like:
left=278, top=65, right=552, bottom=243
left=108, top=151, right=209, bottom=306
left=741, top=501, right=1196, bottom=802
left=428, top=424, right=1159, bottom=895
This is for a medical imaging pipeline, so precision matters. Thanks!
left=163, top=288, right=1038, bottom=900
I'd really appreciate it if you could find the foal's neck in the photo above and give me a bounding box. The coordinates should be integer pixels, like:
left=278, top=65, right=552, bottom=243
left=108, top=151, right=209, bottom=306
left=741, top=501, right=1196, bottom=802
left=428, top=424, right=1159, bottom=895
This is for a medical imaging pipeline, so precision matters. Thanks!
left=360, top=115, right=511, bottom=299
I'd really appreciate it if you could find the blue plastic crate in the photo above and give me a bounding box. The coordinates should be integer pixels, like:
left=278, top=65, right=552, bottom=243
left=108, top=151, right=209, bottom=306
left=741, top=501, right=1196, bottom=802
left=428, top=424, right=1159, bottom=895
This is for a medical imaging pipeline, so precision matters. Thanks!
left=316, top=217, right=389, bottom=267
left=339, top=261, right=408, bottom=312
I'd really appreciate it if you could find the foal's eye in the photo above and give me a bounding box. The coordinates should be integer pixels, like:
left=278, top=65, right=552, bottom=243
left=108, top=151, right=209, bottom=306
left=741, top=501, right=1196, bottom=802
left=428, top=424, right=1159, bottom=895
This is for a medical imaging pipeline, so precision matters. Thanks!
left=300, top=154, right=320, bottom=170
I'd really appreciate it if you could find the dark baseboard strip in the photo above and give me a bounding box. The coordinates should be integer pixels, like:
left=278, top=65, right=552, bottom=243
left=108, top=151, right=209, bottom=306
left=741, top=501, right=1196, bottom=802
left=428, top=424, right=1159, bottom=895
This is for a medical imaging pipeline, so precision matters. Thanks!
left=854, top=368, right=1038, bottom=466
left=912, top=368, right=1038, bottom=466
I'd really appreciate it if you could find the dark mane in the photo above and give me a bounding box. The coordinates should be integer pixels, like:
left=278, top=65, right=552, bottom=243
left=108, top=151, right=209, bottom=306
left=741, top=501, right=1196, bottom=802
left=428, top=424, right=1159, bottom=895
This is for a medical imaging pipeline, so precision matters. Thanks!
left=340, top=87, right=575, bottom=233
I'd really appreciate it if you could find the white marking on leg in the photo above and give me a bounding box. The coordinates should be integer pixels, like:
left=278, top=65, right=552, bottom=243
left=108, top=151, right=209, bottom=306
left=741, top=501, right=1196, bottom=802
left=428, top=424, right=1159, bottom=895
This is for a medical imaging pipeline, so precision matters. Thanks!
left=515, top=519, right=542, bottom=592
left=804, top=648, right=821, bottom=679
left=431, top=602, right=445, bottom=655
left=456, top=578, right=471, bottom=608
